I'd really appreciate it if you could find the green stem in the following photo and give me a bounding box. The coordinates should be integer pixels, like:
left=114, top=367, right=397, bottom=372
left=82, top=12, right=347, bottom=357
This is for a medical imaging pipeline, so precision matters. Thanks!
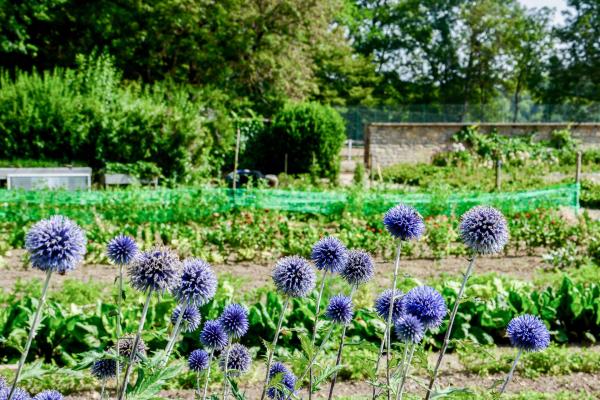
left=396, top=344, right=415, bottom=400
left=260, top=296, right=290, bottom=400
left=499, top=349, right=523, bottom=395
left=309, top=270, right=328, bottom=400
left=202, top=349, right=214, bottom=400
left=424, top=256, right=476, bottom=400
left=116, top=263, right=124, bottom=395
left=118, top=289, right=153, bottom=400
left=222, top=337, right=233, bottom=400
left=164, top=300, right=189, bottom=363
left=7, top=270, right=53, bottom=400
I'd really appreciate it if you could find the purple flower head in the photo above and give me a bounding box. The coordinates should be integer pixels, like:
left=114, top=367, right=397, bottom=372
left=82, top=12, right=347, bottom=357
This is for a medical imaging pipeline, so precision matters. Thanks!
left=374, top=289, right=404, bottom=321
left=383, top=204, right=425, bottom=241
left=395, top=314, right=425, bottom=344
left=200, top=320, right=228, bottom=351
left=171, top=305, right=202, bottom=333
left=311, top=237, right=348, bottom=273
left=219, top=304, right=249, bottom=339
left=219, top=343, right=251, bottom=376
left=266, top=362, right=296, bottom=399
left=107, top=235, right=138, bottom=265
left=326, top=295, right=354, bottom=325
left=0, top=378, right=5, bottom=390
left=172, top=258, right=217, bottom=306
left=340, top=250, right=374, bottom=286
left=128, top=246, right=181, bottom=293
left=188, top=349, right=210, bottom=372
left=507, top=315, right=550, bottom=352
left=33, top=391, right=63, bottom=400
left=25, top=216, right=86, bottom=273
left=460, top=206, right=508, bottom=255
left=0, top=387, right=30, bottom=400
left=91, top=358, right=118, bottom=380
left=117, top=335, right=146, bottom=363
left=403, top=286, right=447, bottom=329
left=272, top=256, right=316, bottom=298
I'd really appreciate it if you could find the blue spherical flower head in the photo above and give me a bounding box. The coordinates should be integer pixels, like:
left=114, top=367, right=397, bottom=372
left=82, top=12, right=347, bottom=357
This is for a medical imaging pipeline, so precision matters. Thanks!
left=219, top=343, right=251, bottom=376
left=219, top=304, right=249, bottom=339
left=311, top=237, right=348, bottom=273
left=0, top=387, right=30, bottom=400
left=266, top=362, right=296, bottom=400
left=383, top=204, right=425, bottom=241
left=460, top=206, right=509, bottom=255
left=403, top=286, right=447, bottom=329
left=272, top=256, right=316, bottom=298
left=326, top=295, right=354, bottom=325
left=200, top=320, right=228, bottom=351
left=33, top=390, right=63, bottom=400
left=171, top=305, right=202, bottom=333
left=0, top=377, right=5, bottom=390
left=91, top=358, right=118, bottom=380
left=128, top=246, right=181, bottom=293
left=117, top=335, right=147, bottom=363
left=374, top=289, right=404, bottom=321
left=395, top=314, right=425, bottom=344
left=107, top=235, right=138, bottom=265
left=172, top=258, right=217, bottom=306
left=25, top=215, right=86, bottom=273
left=507, top=314, right=550, bottom=352
left=341, top=250, right=374, bottom=286
left=188, top=349, right=210, bottom=372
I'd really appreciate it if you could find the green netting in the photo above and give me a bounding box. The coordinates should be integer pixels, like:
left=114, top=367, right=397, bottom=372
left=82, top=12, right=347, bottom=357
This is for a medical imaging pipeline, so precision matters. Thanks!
left=0, top=184, right=578, bottom=224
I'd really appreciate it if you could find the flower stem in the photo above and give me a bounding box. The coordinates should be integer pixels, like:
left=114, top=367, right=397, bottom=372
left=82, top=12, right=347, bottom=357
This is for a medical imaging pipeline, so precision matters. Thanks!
left=164, top=300, right=190, bottom=363
left=118, top=289, right=153, bottom=400
left=499, top=349, right=522, bottom=395
left=7, top=270, right=53, bottom=400
left=396, top=344, right=415, bottom=400
left=327, top=285, right=356, bottom=400
left=100, top=380, right=106, bottom=400
left=372, top=241, right=402, bottom=400
left=222, top=337, right=233, bottom=400
left=260, top=296, right=290, bottom=400
left=309, top=270, right=328, bottom=400
left=116, top=263, right=124, bottom=395
left=424, top=256, right=476, bottom=400
left=202, top=349, right=214, bottom=400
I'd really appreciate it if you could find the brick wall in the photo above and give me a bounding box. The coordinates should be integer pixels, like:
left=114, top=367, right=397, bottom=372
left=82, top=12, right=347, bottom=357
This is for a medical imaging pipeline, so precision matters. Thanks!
left=365, top=122, right=600, bottom=167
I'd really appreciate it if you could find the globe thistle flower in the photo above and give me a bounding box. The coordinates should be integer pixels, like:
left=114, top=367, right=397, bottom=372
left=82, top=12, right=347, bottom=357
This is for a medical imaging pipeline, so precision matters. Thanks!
left=188, top=349, right=210, bottom=372
left=107, top=235, right=138, bottom=265
left=128, top=246, right=181, bottom=293
left=25, top=216, right=86, bottom=273
left=272, top=256, right=316, bottom=298
left=340, top=250, right=374, bottom=286
left=403, top=286, right=447, bottom=329
left=311, top=237, right=348, bottom=273
left=0, top=387, right=30, bottom=400
left=395, top=314, right=425, bottom=344
left=0, top=378, right=5, bottom=390
left=91, top=358, right=118, bottom=380
left=383, top=204, right=425, bottom=241
left=200, top=320, right=228, bottom=351
left=172, top=258, right=217, bottom=306
left=219, top=304, right=249, bottom=339
left=219, top=344, right=251, bottom=376
left=171, top=305, right=202, bottom=333
left=266, top=362, right=296, bottom=400
left=117, top=335, right=147, bottom=363
left=326, top=295, right=354, bottom=325
left=33, top=391, right=63, bottom=400
left=374, top=289, right=404, bottom=321
left=507, top=315, right=550, bottom=352
left=459, top=206, right=509, bottom=255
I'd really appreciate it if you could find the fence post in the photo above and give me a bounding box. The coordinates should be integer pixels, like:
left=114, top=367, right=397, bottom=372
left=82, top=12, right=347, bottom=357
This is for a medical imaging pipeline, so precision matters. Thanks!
left=347, top=139, right=353, bottom=161
left=284, top=153, right=288, bottom=175
left=495, top=159, right=502, bottom=191
left=575, top=151, right=582, bottom=184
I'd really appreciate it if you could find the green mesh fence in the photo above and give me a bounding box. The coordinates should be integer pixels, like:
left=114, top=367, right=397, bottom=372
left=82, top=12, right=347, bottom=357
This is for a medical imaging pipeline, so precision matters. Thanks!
left=0, top=184, right=579, bottom=224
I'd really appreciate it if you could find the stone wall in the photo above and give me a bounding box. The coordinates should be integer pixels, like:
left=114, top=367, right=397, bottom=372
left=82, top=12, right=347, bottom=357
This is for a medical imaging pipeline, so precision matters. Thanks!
left=365, top=122, right=600, bottom=167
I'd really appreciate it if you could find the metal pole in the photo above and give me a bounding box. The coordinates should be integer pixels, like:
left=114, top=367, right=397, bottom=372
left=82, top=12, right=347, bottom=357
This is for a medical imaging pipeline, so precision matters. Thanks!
left=233, top=126, right=241, bottom=191
left=576, top=151, right=582, bottom=183
left=495, top=159, right=502, bottom=191
left=284, top=153, right=288, bottom=175
left=347, top=139, right=353, bottom=161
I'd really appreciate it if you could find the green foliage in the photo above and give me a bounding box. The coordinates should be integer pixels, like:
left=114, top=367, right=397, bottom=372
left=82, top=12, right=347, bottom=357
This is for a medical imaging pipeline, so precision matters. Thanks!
left=244, top=102, right=347, bottom=180
left=0, top=55, right=220, bottom=181
left=104, top=161, right=163, bottom=181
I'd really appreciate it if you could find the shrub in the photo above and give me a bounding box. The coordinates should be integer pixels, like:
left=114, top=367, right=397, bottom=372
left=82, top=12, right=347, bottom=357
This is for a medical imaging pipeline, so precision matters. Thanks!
left=0, top=55, right=218, bottom=182
left=243, top=102, right=346, bottom=181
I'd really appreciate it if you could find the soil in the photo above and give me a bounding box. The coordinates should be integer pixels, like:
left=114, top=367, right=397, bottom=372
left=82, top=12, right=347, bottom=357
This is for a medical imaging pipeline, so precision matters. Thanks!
left=0, top=249, right=545, bottom=292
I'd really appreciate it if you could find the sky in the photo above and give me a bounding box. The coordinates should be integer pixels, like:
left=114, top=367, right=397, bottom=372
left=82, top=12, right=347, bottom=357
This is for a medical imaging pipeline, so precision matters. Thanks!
left=519, top=0, right=570, bottom=24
